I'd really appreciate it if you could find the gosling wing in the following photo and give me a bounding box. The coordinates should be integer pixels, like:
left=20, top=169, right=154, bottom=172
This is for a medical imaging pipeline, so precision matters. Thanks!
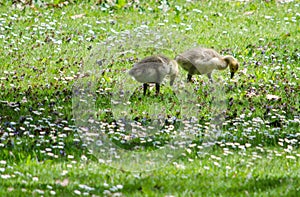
left=176, top=47, right=221, bottom=74
left=133, top=55, right=170, bottom=67
left=129, top=62, right=167, bottom=84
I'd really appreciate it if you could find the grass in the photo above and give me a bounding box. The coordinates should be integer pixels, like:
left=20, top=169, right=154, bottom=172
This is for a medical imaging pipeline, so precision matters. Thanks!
left=0, top=0, right=300, bottom=196
left=1, top=150, right=300, bottom=196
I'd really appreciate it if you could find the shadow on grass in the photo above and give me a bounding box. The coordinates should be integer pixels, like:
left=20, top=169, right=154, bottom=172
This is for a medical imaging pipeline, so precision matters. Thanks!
left=225, top=176, right=300, bottom=196
left=122, top=174, right=300, bottom=196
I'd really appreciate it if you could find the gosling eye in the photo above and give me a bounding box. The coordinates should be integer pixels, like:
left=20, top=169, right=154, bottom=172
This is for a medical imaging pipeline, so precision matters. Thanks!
left=230, top=65, right=235, bottom=72
left=231, top=63, right=239, bottom=72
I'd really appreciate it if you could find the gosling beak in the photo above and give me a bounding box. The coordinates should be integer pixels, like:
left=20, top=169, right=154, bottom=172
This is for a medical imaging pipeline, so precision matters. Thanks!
left=230, top=72, right=235, bottom=79
left=170, top=80, right=174, bottom=86
left=170, top=74, right=177, bottom=86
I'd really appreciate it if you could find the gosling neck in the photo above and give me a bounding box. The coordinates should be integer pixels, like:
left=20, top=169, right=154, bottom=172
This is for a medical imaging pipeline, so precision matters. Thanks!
left=168, top=60, right=177, bottom=75
left=215, top=58, right=228, bottom=71
left=217, top=55, right=234, bottom=70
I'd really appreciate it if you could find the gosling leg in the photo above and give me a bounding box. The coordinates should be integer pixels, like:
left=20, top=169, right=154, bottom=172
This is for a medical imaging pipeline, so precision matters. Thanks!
left=207, top=73, right=213, bottom=83
left=143, top=83, right=148, bottom=96
left=187, top=74, right=193, bottom=82
left=155, top=83, right=160, bottom=95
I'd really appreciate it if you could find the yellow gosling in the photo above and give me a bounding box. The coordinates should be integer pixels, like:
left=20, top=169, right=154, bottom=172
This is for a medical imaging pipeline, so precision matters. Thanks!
left=129, top=55, right=179, bottom=95
left=175, top=47, right=239, bottom=82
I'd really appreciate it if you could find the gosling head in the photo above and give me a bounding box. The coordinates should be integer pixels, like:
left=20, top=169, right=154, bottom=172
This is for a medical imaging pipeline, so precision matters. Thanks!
left=224, top=55, right=239, bottom=79
left=169, top=60, right=179, bottom=86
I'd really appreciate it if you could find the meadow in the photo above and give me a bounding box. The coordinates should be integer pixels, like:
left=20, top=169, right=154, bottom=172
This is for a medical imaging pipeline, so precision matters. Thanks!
left=0, top=0, right=299, bottom=196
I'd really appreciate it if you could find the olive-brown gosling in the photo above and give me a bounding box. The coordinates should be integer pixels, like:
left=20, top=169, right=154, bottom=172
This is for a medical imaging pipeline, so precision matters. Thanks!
left=128, top=55, right=179, bottom=95
left=175, top=47, right=239, bottom=82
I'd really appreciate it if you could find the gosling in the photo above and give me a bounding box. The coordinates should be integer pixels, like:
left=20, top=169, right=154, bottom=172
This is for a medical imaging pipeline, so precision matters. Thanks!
left=175, top=47, right=239, bottom=82
left=128, top=55, right=179, bottom=95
